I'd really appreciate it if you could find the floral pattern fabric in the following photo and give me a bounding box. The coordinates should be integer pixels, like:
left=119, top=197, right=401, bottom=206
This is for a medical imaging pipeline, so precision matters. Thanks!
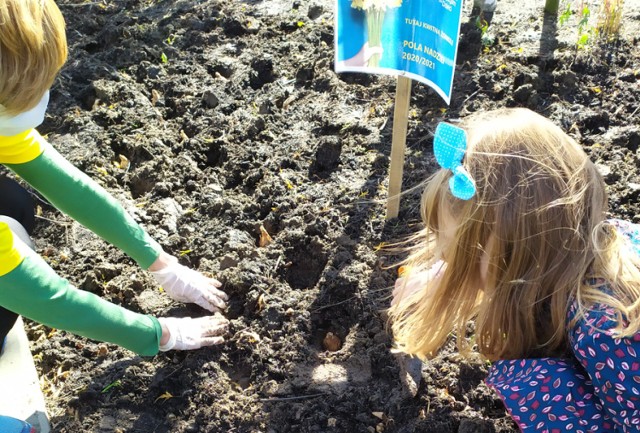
left=486, top=358, right=614, bottom=432
left=486, top=219, right=640, bottom=432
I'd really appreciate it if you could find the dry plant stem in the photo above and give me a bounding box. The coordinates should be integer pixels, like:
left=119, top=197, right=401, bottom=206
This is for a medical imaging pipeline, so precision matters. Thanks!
left=597, top=0, right=624, bottom=40
left=259, top=393, right=327, bottom=402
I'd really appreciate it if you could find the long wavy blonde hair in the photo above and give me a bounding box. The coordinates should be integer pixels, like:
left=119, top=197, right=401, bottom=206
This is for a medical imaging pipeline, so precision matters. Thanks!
left=389, top=107, right=640, bottom=361
left=0, top=0, right=67, bottom=116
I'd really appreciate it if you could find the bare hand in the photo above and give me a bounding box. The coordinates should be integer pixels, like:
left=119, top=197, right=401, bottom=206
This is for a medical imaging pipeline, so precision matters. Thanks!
left=392, top=261, right=446, bottom=307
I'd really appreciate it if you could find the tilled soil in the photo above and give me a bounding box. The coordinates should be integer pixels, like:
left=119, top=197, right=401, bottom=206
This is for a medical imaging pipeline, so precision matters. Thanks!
left=18, top=0, right=640, bottom=432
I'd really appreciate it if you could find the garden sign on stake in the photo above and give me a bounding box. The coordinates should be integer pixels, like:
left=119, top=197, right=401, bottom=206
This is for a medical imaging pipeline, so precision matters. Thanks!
left=335, top=0, right=464, bottom=219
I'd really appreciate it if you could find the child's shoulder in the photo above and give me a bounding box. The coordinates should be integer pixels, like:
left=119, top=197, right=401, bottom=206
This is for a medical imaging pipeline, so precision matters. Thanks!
left=567, top=278, right=619, bottom=332
left=609, top=218, right=640, bottom=257
left=567, top=279, right=636, bottom=365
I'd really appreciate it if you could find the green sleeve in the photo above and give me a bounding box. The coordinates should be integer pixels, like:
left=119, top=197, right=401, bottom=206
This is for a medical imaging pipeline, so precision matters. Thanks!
left=7, top=142, right=162, bottom=269
left=0, top=244, right=161, bottom=356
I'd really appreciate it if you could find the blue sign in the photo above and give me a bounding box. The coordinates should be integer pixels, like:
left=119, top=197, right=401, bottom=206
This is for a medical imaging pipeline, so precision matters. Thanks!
left=335, top=0, right=464, bottom=104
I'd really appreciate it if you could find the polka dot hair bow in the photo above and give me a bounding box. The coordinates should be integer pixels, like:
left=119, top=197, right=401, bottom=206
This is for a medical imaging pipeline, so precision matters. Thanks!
left=433, top=122, right=476, bottom=200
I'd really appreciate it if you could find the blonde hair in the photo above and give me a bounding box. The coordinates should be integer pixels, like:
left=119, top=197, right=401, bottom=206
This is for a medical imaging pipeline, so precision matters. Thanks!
left=0, top=0, right=67, bottom=116
left=390, top=107, right=640, bottom=361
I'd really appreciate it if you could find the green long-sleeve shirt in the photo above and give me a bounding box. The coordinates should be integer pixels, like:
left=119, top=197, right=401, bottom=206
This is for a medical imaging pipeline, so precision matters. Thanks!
left=0, top=127, right=163, bottom=355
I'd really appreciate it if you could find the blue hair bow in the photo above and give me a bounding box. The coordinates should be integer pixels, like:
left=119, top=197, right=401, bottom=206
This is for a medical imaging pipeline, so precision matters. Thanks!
left=433, top=122, right=476, bottom=200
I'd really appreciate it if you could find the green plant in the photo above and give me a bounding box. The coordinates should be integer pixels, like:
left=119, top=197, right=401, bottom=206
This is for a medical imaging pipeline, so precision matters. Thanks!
left=101, top=379, right=122, bottom=393
left=160, top=52, right=168, bottom=63
left=475, top=16, right=489, bottom=35
left=558, top=0, right=624, bottom=48
left=576, top=4, right=592, bottom=49
left=557, top=1, right=595, bottom=50
left=559, top=3, right=573, bottom=25
left=474, top=16, right=494, bottom=49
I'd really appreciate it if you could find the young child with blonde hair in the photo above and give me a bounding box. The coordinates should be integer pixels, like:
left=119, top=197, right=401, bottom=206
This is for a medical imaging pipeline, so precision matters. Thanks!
left=0, top=2, right=230, bottom=429
left=390, top=107, right=640, bottom=431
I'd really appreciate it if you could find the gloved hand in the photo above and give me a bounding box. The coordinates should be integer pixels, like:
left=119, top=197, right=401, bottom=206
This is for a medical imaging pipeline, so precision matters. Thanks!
left=158, top=315, right=229, bottom=351
left=474, top=0, right=497, bottom=12
left=151, top=258, right=228, bottom=312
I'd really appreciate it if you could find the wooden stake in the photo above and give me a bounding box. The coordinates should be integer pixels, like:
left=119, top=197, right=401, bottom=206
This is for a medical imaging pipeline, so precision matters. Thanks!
left=544, top=0, right=560, bottom=14
left=386, top=75, right=412, bottom=219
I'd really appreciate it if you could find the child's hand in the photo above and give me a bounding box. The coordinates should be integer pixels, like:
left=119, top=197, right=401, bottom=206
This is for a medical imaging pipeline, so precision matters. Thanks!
left=150, top=256, right=228, bottom=312
left=158, top=315, right=229, bottom=351
left=392, top=261, right=446, bottom=306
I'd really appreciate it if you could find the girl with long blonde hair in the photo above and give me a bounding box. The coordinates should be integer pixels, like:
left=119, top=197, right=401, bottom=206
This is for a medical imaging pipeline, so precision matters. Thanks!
left=390, top=107, right=640, bottom=432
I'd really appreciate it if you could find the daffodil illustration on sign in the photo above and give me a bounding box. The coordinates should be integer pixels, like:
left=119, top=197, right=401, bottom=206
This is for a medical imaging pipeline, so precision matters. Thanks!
left=351, top=0, right=403, bottom=67
left=335, top=0, right=464, bottom=104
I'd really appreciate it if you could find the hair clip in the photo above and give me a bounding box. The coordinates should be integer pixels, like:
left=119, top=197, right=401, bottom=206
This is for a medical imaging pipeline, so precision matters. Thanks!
left=433, top=122, right=476, bottom=200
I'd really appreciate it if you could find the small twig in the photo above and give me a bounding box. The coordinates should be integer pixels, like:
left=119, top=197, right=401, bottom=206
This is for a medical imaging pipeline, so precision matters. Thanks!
left=29, top=191, right=51, bottom=206
left=59, top=2, right=106, bottom=7
left=311, top=286, right=392, bottom=313
left=408, top=131, right=434, bottom=148
left=160, top=367, right=183, bottom=381
left=60, top=3, right=101, bottom=7
left=34, top=214, right=72, bottom=226
left=461, top=89, right=480, bottom=105
left=310, top=296, right=356, bottom=312
left=259, top=393, right=326, bottom=402
left=267, top=255, right=282, bottom=279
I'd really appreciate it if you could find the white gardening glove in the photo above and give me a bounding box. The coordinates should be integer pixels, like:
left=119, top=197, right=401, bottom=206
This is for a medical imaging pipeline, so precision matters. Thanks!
left=158, top=315, right=229, bottom=351
left=151, top=259, right=228, bottom=312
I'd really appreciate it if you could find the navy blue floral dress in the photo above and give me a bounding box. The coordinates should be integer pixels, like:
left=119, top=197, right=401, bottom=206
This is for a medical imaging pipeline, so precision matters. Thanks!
left=486, top=219, right=640, bottom=432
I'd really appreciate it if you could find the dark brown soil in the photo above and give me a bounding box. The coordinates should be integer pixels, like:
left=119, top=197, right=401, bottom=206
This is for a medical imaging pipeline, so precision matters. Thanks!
left=22, top=0, right=640, bottom=432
